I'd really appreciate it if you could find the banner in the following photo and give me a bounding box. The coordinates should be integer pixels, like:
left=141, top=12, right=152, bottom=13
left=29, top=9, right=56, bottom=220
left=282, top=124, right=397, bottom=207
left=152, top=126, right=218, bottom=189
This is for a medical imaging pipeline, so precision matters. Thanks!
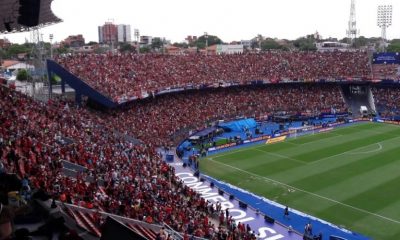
left=266, top=136, right=286, bottom=144
left=319, top=127, right=334, bottom=133
left=372, top=52, right=400, bottom=65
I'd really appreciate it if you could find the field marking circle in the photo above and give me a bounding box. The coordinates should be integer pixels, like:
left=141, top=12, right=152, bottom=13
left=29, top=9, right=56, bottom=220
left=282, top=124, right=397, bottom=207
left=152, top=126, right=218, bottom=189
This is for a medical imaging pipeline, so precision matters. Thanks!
left=347, top=143, right=383, bottom=155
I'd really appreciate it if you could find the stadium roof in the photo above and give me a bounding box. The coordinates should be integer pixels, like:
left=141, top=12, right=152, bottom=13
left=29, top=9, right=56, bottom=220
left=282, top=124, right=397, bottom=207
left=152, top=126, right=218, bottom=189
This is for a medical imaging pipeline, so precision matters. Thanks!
left=0, top=0, right=61, bottom=34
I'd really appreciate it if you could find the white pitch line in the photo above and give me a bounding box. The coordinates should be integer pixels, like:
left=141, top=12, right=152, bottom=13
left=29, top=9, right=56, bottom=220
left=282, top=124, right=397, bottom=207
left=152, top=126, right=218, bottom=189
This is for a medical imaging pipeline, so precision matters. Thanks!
left=206, top=158, right=400, bottom=225
left=254, top=148, right=306, bottom=165
left=360, top=128, right=400, bottom=136
left=347, top=143, right=383, bottom=155
left=211, top=144, right=264, bottom=159
left=212, top=131, right=342, bottom=159
left=308, top=135, right=400, bottom=165
left=286, top=133, right=345, bottom=147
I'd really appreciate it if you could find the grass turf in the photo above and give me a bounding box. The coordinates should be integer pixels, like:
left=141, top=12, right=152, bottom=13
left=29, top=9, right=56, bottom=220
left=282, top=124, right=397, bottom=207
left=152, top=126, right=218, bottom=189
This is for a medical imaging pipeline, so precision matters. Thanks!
left=200, top=122, right=400, bottom=240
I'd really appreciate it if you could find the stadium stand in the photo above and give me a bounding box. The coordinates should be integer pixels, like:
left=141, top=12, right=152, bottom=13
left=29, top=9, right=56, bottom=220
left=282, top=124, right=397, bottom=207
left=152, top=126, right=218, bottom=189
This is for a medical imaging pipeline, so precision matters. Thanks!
left=0, top=79, right=348, bottom=239
left=372, top=64, right=400, bottom=80
left=5, top=50, right=400, bottom=239
left=372, top=86, right=400, bottom=118
left=56, top=51, right=371, bottom=103
left=95, top=84, right=347, bottom=146
left=2, top=83, right=291, bottom=239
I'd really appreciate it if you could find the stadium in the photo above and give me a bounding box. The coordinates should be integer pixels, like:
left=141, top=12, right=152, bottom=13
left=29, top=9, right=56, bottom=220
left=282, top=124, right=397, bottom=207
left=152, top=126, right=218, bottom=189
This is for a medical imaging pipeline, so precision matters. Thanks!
left=1, top=1, right=400, bottom=240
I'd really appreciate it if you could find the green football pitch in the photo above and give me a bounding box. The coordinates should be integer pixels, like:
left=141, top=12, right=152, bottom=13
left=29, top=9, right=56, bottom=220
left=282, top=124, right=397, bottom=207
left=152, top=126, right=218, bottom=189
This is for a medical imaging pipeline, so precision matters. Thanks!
left=200, top=122, right=400, bottom=240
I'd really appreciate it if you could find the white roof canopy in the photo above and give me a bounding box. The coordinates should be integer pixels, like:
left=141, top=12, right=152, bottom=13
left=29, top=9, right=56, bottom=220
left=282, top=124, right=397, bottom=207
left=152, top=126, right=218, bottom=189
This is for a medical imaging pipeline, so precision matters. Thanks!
left=0, top=0, right=61, bottom=33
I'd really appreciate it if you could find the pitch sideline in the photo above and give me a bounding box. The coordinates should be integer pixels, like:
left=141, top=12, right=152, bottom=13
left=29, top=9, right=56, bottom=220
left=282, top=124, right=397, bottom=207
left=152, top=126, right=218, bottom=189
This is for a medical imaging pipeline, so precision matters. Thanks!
left=206, top=158, right=400, bottom=225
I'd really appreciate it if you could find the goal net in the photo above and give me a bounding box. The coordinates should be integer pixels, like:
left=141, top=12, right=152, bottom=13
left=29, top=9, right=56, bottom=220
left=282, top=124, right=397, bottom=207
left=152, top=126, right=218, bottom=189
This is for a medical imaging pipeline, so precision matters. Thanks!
left=288, top=125, right=316, bottom=139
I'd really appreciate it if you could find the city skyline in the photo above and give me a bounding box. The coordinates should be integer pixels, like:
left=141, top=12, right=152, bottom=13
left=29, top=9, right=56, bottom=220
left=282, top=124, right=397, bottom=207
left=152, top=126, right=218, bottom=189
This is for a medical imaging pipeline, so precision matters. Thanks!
left=1, top=0, right=399, bottom=44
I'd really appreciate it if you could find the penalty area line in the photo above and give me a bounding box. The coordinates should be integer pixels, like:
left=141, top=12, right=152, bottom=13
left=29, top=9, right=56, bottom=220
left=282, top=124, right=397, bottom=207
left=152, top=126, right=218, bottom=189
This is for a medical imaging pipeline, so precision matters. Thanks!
left=206, top=158, right=400, bottom=225
left=347, top=143, right=383, bottom=155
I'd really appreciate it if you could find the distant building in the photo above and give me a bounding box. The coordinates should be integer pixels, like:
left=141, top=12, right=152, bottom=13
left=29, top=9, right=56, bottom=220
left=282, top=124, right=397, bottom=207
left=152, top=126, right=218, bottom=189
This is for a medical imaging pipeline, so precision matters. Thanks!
left=240, top=40, right=251, bottom=49
left=314, top=31, right=322, bottom=41
left=98, top=22, right=131, bottom=44
left=71, top=45, right=97, bottom=53
left=98, top=22, right=118, bottom=45
left=185, top=35, right=198, bottom=45
left=215, top=44, right=243, bottom=54
left=62, top=35, right=85, bottom=48
left=140, top=36, right=152, bottom=45
left=165, top=45, right=183, bottom=55
left=17, top=53, right=28, bottom=61
left=316, top=41, right=350, bottom=52
left=117, top=24, right=131, bottom=43
left=1, top=60, right=34, bottom=73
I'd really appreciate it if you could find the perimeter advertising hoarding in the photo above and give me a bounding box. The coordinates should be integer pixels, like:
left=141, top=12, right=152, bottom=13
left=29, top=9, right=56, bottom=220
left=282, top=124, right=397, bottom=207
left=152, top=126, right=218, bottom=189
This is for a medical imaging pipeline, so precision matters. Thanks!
left=266, top=136, right=287, bottom=144
left=372, top=52, right=400, bottom=65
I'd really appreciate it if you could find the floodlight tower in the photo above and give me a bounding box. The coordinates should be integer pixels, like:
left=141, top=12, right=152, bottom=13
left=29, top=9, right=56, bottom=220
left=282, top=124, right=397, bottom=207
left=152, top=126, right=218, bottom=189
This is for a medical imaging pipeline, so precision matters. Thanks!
left=49, top=34, right=54, bottom=59
left=29, top=27, right=46, bottom=98
left=377, top=5, right=392, bottom=44
left=204, top=32, right=208, bottom=55
left=347, top=0, right=359, bottom=45
left=134, top=29, right=140, bottom=53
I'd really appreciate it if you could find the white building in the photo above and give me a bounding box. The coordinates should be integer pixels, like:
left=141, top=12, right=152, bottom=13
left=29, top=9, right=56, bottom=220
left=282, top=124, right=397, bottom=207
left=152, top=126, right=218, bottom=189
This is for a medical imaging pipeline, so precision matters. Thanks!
left=2, top=60, right=34, bottom=73
left=216, top=44, right=243, bottom=54
left=140, top=36, right=152, bottom=45
left=316, top=41, right=350, bottom=52
left=240, top=40, right=252, bottom=49
left=117, top=24, right=131, bottom=43
left=98, top=26, right=104, bottom=43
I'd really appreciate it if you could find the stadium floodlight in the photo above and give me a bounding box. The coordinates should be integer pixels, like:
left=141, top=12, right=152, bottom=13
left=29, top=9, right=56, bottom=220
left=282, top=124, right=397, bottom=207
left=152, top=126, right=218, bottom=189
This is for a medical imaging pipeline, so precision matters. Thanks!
left=204, top=32, right=208, bottom=55
left=134, top=29, right=140, bottom=53
left=346, top=0, right=359, bottom=44
left=377, top=5, right=393, bottom=42
left=49, top=34, right=53, bottom=59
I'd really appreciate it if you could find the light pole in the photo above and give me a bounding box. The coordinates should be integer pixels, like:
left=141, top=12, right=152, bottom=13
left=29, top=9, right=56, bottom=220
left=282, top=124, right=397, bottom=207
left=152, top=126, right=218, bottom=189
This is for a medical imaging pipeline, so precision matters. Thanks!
left=134, top=29, right=140, bottom=53
left=49, top=34, right=53, bottom=59
left=346, top=0, right=359, bottom=46
left=377, top=5, right=392, bottom=51
left=204, top=32, right=208, bottom=55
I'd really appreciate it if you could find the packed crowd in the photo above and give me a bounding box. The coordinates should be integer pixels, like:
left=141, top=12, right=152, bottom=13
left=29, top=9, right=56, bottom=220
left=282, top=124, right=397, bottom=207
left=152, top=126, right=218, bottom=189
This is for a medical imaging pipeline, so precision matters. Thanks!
left=372, top=64, right=400, bottom=80
left=0, top=83, right=346, bottom=239
left=3, top=83, right=342, bottom=239
left=372, top=87, right=400, bottom=117
left=99, top=84, right=347, bottom=146
left=0, top=86, right=214, bottom=239
left=56, top=51, right=371, bottom=102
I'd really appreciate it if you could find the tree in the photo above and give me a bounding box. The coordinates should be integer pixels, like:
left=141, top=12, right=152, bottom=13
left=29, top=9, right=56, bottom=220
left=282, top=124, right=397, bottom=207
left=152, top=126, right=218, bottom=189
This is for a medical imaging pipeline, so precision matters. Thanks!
left=94, top=46, right=109, bottom=54
left=140, top=46, right=151, bottom=53
left=172, top=42, right=188, bottom=48
left=16, top=69, right=29, bottom=81
left=293, top=36, right=317, bottom=51
left=387, top=40, right=400, bottom=52
left=250, top=40, right=259, bottom=50
left=7, top=44, right=30, bottom=58
left=353, top=36, right=368, bottom=48
left=50, top=73, right=62, bottom=85
left=0, top=48, right=8, bottom=59
left=54, top=46, right=70, bottom=55
left=119, top=43, right=135, bottom=53
left=339, top=37, right=351, bottom=44
left=151, top=37, right=164, bottom=50
left=260, top=38, right=281, bottom=50
left=195, top=35, right=223, bottom=49
left=87, top=41, right=98, bottom=46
